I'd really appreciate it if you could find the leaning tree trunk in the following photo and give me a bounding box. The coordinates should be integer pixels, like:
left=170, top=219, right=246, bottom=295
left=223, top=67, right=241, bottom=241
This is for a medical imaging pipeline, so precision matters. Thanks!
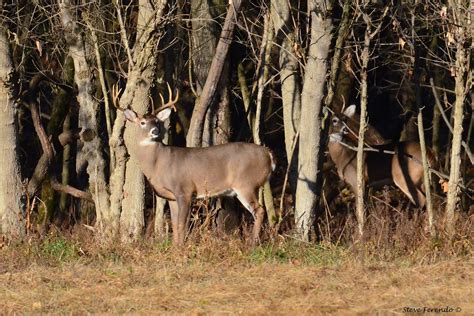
left=0, top=12, right=25, bottom=238
left=186, top=0, right=243, bottom=147
left=189, top=0, right=240, bottom=231
left=59, top=0, right=116, bottom=239
left=294, top=0, right=333, bottom=241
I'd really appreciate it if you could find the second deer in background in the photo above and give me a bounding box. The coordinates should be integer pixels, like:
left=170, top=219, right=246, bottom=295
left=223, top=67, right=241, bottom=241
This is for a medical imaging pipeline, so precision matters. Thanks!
left=328, top=105, right=436, bottom=209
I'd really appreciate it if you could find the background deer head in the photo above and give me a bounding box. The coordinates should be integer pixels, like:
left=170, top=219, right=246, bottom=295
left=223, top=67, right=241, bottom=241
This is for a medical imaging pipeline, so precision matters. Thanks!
left=329, top=105, right=389, bottom=146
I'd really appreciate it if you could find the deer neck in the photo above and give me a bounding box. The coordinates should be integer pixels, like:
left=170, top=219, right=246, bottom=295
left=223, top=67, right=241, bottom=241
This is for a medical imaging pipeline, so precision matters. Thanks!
left=134, top=140, right=167, bottom=180
left=328, top=137, right=357, bottom=179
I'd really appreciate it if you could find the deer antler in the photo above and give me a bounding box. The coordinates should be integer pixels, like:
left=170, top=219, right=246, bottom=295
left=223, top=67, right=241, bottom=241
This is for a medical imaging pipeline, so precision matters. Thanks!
left=152, top=83, right=179, bottom=115
left=111, top=84, right=125, bottom=111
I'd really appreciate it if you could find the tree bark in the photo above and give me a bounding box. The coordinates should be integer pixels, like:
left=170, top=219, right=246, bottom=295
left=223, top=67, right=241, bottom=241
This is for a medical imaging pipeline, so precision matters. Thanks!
left=117, top=0, right=168, bottom=242
left=445, top=1, right=468, bottom=235
left=59, top=0, right=116, bottom=239
left=0, top=13, right=25, bottom=238
left=253, top=12, right=276, bottom=226
left=190, top=0, right=218, bottom=92
left=355, top=14, right=371, bottom=237
left=273, top=1, right=301, bottom=193
left=294, top=0, right=333, bottom=241
left=325, top=0, right=350, bottom=109
left=417, top=109, right=435, bottom=236
left=354, top=3, right=389, bottom=237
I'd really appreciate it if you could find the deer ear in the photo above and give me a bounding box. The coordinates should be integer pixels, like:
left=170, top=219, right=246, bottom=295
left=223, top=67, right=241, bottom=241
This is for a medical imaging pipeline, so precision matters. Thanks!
left=123, top=109, right=138, bottom=122
left=156, top=108, right=172, bottom=121
left=343, top=105, right=356, bottom=118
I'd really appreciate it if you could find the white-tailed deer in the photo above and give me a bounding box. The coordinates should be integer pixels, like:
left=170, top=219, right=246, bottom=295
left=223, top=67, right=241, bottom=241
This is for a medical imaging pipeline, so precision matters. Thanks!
left=113, top=85, right=275, bottom=245
left=328, top=105, right=435, bottom=208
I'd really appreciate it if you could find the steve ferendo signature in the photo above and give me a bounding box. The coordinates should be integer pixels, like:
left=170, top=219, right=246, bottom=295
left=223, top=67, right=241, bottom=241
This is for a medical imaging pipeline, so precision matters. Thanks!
left=403, top=306, right=462, bottom=313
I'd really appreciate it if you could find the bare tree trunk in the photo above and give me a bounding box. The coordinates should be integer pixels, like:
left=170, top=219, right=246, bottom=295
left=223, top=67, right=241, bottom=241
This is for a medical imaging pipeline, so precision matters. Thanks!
left=253, top=12, right=276, bottom=226
left=192, top=0, right=218, bottom=147
left=356, top=28, right=369, bottom=237
left=294, top=0, right=333, bottom=241
left=417, top=109, right=435, bottom=236
left=432, top=96, right=441, bottom=156
left=0, top=14, right=24, bottom=237
left=87, top=19, right=114, bottom=168
left=118, top=0, right=168, bottom=242
left=272, top=1, right=301, bottom=195
left=354, top=4, right=389, bottom=237
left=54, top=57, right=75, bottom=221
left=445, top=2, right=468, bottom=235
left=325, top=0, right=350, bottom=109
left=237, top=62, right=253, bottom=131
left=190, top=0, right=217, bottom=92
left=59, top=0, right=116, bottom=239
left=59, top=112, right=72, bottom=215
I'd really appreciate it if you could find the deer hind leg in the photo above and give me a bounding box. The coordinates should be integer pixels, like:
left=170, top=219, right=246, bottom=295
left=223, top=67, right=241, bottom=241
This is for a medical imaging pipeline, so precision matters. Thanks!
left=415, top=188, right=426, bottom=209
left=234, top=188, right=265, bottom=244
left=393, top=177, right=426, bottom=208
left=175, top=194, right=191, bottom=246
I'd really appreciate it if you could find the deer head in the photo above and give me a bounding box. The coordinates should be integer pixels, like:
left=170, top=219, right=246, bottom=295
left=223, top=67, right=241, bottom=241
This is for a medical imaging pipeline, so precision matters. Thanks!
left=112, top=84, right=179, bottom=145
left=329, top=104, right=388, bottom=146
left=123, top=109, right=172, bottom=145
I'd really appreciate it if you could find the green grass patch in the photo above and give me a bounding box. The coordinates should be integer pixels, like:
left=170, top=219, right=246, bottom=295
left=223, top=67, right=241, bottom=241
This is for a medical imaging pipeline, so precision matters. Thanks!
left=248, top=241, right=348, bottom=266
left=40, top=237, right=78, bottom=263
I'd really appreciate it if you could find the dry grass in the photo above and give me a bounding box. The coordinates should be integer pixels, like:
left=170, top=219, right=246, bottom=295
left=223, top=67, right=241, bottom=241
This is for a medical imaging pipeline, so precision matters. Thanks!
left=1, top=197, right=473, bottom=314
left=0, top=229, right=473, bottom=315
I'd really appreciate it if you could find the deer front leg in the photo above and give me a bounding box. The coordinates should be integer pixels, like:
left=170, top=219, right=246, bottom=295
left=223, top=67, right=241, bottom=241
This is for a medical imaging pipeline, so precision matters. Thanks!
left=176, top=194, right=191, bottom=246
left=168, top=200, right=180, bottom=245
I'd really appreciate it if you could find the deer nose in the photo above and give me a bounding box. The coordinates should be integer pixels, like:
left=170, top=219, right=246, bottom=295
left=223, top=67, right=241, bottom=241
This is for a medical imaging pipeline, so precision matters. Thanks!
left=150, top=127, right=159, bottom=137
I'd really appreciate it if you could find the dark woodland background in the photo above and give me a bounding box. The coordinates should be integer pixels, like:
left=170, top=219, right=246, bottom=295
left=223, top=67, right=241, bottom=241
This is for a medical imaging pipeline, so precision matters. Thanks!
left=0, top=0, right=472, bottom=245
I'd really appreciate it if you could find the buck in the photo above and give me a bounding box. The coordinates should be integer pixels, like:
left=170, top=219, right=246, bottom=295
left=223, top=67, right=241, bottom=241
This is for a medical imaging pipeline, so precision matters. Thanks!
left=113, top=85, right=275, bottom=245
left=328, top=105, right=435, bottom=208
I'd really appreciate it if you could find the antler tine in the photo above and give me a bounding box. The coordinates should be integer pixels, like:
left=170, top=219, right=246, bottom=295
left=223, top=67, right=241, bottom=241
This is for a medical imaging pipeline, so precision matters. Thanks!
left=111, top=84, right=125, bottom=112
left=153, top=83, right=179, bottom=115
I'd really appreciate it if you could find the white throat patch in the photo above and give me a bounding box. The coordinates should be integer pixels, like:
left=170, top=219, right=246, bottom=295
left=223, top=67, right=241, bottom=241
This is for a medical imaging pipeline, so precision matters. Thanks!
left=140, top=138, right=157, bottom=146
left=329, top=133, right=343, bottom=143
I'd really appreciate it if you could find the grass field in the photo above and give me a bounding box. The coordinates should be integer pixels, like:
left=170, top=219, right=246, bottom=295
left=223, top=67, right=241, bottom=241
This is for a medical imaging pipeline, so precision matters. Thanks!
left=1, top=231, right=472, bottom=315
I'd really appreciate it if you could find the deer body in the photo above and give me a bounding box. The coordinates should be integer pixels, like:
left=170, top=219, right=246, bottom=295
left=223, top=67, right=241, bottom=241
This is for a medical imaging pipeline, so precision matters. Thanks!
left=328, top=105, right=435, bottom=208
left=114, top=86, right=274, bottom=245
left=135, top=141, right=273, bottom=202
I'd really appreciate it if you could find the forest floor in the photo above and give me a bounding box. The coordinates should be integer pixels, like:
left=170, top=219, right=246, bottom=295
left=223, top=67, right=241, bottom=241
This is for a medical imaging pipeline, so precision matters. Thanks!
left=1, top=232, right=473, bottom=315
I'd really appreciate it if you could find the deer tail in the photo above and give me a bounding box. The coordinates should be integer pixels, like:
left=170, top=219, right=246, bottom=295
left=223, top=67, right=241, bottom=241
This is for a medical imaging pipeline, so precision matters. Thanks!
left=267, top=149, right=276, bottom=172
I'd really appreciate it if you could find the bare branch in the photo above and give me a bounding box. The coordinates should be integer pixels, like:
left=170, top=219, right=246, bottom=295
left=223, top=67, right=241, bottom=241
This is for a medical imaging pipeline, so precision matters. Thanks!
left=430, top=77, right=473, bottom=164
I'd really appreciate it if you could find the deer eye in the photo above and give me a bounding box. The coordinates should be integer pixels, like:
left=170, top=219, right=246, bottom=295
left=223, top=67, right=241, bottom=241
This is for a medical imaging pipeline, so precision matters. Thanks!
left=332, top=118, right=338, bottom=124
left=140, top=121, right=146, bottom=126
